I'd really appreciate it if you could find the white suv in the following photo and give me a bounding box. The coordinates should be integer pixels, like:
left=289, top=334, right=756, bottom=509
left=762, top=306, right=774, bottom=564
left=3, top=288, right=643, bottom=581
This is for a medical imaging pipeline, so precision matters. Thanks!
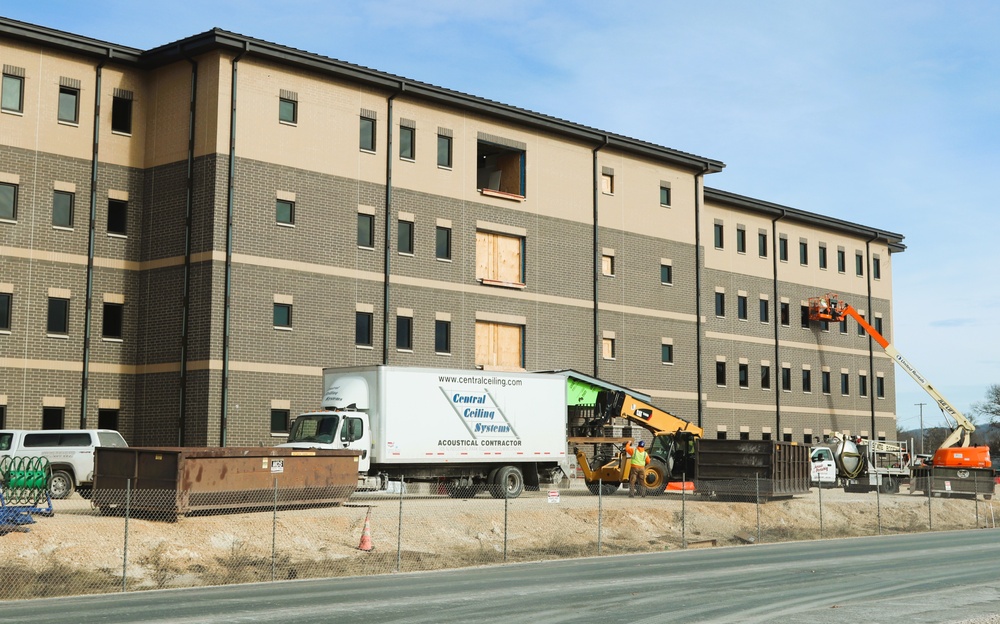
left=0, top=429, right=128, bottom=499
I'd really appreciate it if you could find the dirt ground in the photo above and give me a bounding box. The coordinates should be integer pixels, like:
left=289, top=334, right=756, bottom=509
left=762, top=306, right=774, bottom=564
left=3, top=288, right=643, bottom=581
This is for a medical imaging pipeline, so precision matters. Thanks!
left=0, top=479, right=996, bottom=599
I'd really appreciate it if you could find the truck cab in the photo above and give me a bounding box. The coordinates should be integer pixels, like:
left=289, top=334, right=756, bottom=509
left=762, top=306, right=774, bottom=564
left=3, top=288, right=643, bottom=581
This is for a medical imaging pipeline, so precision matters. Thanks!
left=810, top=446, right=838, bottom=486
left=282, top=411, right=372, bottom=473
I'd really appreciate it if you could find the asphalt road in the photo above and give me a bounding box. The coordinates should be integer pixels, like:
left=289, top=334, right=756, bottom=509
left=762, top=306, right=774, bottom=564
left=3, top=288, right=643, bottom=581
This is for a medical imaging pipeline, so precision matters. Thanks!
left=4, top=529, right=999, bottom=623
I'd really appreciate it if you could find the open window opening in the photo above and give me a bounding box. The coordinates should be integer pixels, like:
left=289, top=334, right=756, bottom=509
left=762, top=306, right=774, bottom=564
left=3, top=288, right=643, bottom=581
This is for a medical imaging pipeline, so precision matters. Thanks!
left=477, top=140, right=525, bottom=199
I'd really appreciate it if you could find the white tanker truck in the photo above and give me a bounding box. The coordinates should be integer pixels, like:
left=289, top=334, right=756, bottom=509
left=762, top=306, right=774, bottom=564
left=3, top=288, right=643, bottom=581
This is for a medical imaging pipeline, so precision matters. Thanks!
left=810, top=432, right=911, bottom=494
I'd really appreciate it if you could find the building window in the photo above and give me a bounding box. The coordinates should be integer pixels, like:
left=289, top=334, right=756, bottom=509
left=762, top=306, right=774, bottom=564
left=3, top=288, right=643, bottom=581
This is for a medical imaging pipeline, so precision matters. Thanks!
left=736, top=227, right=746, bottom=253
left=47, top=297, right=69, bottom=334
left=873, top=256, right=882, bottom=280
left=660, top=263, right=673, bottom=285
left=475, top=321, right=524, bottom=369
left=58, top=86, right=79, bottom=123
left=0, top=292, right=11, bottom=330
left=737, top=295, right=748, bottom=320
left=435, top=226, right=452, bottom=260
left=602, top=337, right=615, bottom=360
left=714, top=292, right=725, bottom=317
left=739, top=363, right=749, bottom=388
left=477, top=138, right=526, bottom=197
left=355, top=311, right=373, bottom=346
left=761, top=364, right=771, bottom=390
left=802, top=369, right=812, bottom=393
left=357, top=213, right=374, bottom=248
left=841, top=373, right=850, bottom=396
left=661, top=343, right=674, bottom=364
left=716, top=361, right=726, bottom=386
left=273, top=303, right=292, bottom=328
left=97, top=408, right=119, bottom=430
left=859, top=373, right=868, bottom=397
left=856, top=252, right=864, bottom=276
left=278, top=97, right=297, bottom=124
left=360, top=116, right=376, bottom=151
left=111, top=92, right=133, bottom=134
left=435, top=319, right=451, bottom=354
left=107, top=199, right=128, bottom=235
left=399, top=125, right=415, bottom=160
left=601, top=172, right=614, bottom=195
left=42, top=407, right=64, bottom=430
left=53, top=191, right=74, bottom=228
left=874, top=316, right=884, bottom=336
left=778, top=236, right=788, bottom=262
left=102, top=302, right=123, bottom=339
left=0, top=182, right=16, bottom=220
left=800, top=305, right=810, bottom=329
left=781, top=366, right=792, bottom=392
left=857, top=314, right=866, bottom=336
left=476, top=230, right=524, bottom=286
left=758, top=231, right=768, bottom=258
left=396, top=315, right=413, bottom=350
left=0, top=404, right=6, bottom=428
left=659, top=185, right=671, bottom=207
left=820, top=320, right=830, bottom=332
left=2, top=72, right=24, bottom=113
left=437, top=133, right=452, bottom=168
left=837, top=249, right=846, bottom=273
left=270, top=409, right=290, bottom=434
left=276, top=199, right=294, bottom=225
left=822, top=371, right=831, bottom=394
left=601, top=254, right=615, bottom=277
left=780, top=302, right=790, bottom=326
left=876, top=376, right=885, bottom=399
left=398, top=219, right=414, bottom=255
left=799, top=241, right=808, bottom=265
left=839, top=318, right=848, bottom=334
left=759, top=298, right=769, bottom=323
left=819, top=244, right=828, bottom=269
left=713, top=223, right=724, bottom=249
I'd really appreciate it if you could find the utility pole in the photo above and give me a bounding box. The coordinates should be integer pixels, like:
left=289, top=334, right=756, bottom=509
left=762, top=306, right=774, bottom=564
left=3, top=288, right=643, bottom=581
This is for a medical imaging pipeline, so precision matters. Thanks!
left=915, top=402, right=926, bottom=454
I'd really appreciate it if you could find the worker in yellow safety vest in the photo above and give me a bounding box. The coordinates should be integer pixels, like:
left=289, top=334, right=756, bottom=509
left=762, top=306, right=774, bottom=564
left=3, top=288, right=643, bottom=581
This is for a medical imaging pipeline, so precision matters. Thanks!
left=626, top=440, right=651, bottom=498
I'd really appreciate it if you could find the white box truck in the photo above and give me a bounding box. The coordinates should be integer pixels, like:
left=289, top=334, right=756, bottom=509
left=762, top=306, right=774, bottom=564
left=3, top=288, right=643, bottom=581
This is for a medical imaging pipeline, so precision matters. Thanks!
left=278, top=366, right=572, bottom=498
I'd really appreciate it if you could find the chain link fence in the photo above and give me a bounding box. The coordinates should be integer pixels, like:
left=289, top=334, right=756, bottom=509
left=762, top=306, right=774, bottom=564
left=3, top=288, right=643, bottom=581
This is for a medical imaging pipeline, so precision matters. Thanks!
left=0, top=475, right=995, bottom=600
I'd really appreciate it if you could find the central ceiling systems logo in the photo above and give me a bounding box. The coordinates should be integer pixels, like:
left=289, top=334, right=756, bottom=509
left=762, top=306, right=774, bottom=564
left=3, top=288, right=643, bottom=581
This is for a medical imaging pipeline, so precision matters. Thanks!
left=440, top=387, right=521, bottom=443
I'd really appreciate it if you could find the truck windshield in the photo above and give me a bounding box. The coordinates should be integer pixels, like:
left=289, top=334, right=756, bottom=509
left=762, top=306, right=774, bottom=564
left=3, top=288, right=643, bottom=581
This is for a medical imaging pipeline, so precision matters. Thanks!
left=288, top=414, right=340, bottom=444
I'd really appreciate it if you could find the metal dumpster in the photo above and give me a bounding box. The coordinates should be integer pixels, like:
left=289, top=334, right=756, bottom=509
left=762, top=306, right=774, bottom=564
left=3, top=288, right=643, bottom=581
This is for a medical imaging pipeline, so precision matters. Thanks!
left=695, top=439, right=810, bottom=500
left=92, top=447, right=359, bottom=517
left=909, top=465, right=995, bottom=499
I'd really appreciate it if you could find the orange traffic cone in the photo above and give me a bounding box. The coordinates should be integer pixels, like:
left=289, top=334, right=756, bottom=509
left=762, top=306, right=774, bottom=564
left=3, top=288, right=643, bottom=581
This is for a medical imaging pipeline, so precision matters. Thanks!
left=357, top=508, right=374, bottom=552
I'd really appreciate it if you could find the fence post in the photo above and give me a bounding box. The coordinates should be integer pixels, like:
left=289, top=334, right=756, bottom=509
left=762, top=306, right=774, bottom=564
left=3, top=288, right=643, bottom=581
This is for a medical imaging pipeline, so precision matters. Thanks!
left=597, top=478, right=603, bottom=556
left=817, top=477, right=824, bottom=539
left=397, top=476, right=404, bottom=573
left=272, top=477, right=278, bottom=582
left=681, top=473, right=686, bottom=549
left=503, top=484, right=509, bottom=563
left=875, top=476, right=882, bottom=536
left=755, top=474, right=761, bottom=544
left=927, top=483, right=933, bottom=531
left=975, top=472, right=980, bottom=529
left=121, top=478, right=131, bottom=593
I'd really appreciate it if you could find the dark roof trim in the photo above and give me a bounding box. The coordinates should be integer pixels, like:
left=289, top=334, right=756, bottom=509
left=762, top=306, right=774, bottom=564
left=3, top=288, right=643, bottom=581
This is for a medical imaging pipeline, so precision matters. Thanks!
left=705, top=187, right=906, bottom=253
left=0, top=17, right=725, bottom=175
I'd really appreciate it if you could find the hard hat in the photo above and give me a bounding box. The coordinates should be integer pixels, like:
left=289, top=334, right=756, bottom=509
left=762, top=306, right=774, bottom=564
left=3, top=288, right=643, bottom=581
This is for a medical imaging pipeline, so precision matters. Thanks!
left=637, top=440, right=645, bottom=447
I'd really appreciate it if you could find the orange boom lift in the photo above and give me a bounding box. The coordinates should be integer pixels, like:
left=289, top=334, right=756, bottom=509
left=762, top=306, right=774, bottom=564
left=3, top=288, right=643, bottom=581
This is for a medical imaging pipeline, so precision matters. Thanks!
left=807, top=294, right=990, bottom=469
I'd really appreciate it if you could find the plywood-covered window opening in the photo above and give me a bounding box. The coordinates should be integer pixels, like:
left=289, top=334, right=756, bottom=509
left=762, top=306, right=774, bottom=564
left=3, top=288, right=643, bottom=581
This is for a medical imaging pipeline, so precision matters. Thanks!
left=476, top=230, right=525, bottom=288
left=475, top=321, right=524, bottom=370
left=477, top=134, right=526, bottom=199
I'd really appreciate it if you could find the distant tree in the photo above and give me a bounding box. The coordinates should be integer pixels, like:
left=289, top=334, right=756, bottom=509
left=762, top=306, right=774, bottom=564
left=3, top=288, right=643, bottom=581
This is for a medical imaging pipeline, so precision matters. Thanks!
left=971, top=384, right=1000, bottom=424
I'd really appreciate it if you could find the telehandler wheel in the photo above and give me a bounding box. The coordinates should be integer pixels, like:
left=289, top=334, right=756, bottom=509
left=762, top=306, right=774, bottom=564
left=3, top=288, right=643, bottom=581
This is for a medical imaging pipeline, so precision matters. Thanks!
left=585, top=480, right=619, bottom=496
left=642, top=459, right=669, bottom=495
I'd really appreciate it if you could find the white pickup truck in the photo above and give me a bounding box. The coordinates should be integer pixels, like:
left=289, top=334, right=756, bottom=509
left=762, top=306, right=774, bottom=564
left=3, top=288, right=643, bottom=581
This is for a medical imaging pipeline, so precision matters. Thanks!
left=0, top=429, right=128, bottom=499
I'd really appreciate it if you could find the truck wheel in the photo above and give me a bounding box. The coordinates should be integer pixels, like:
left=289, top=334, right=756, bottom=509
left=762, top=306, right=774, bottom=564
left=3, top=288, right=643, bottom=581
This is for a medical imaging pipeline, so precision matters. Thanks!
left=493, top=466, right=524, bottom=499
left=49, top=470, right=75, bottom=499
left=585, top=481, right=619, bottom=496
left=643, top=459, right=668, bottom=495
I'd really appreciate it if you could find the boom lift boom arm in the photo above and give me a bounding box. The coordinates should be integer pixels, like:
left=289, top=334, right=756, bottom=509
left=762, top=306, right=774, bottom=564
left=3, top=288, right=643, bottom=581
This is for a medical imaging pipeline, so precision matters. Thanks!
left=808, top=293, right=975, bottom=450
left=592, top=390, right=704, bottom=438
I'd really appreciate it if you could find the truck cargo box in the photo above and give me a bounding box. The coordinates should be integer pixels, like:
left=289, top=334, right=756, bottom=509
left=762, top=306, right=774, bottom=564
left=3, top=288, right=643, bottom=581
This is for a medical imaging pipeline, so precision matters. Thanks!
left=93, top=447, right=359, bottom=517
left=695, top=439, right=810, bottom=499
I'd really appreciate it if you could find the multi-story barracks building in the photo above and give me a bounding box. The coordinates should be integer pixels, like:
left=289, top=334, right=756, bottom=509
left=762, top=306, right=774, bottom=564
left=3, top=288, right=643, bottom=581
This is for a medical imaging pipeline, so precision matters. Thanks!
left=0, top=17, right=904, bottom=446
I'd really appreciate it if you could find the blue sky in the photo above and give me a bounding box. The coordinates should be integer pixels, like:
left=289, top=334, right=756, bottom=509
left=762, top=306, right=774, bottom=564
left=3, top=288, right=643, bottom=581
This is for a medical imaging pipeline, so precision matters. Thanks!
left=6, top=2, right=999, bottom=432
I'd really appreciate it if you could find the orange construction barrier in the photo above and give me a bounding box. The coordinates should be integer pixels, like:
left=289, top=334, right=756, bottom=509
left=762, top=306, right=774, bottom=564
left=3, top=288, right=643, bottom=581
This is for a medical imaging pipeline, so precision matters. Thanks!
left=666, top=481, right=695, bottom=492
left=357, top=508, right=374, bottom=551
